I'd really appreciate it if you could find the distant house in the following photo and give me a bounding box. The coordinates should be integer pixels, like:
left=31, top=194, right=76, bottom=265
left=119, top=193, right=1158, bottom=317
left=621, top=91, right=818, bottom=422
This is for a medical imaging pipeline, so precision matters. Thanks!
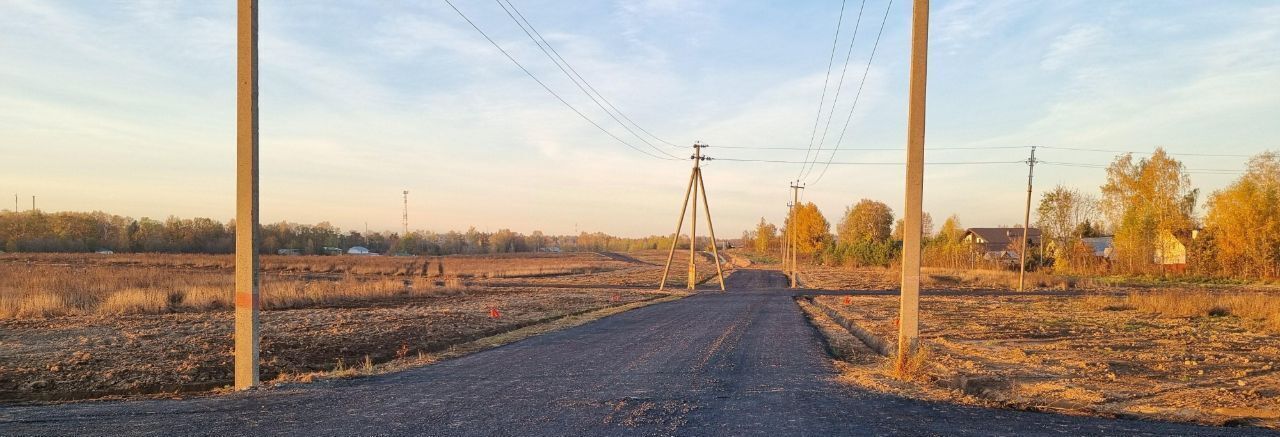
left=962, top=226, right=1039, bottom=253
left=1153, top=230, right=1188, bottom=266
left=347, top=246, right=372, bottom=255
left=1080, top=237, right=1115, bottom=260
left=982, top=250, right=1020, bottom=264
left=94, top=249, right=114, bottom=255
left=277, top=248, right=302, bottom=256
left=321, top=246, right=343, bottom=256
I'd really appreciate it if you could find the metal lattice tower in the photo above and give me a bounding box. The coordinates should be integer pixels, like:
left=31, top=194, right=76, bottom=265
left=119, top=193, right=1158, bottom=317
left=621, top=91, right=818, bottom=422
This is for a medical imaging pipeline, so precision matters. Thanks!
left=402, top=190, right=410, bottom=236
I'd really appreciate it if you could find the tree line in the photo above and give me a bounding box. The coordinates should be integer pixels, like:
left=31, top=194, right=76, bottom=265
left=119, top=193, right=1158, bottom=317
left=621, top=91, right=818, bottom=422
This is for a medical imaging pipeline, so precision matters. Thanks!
left=0, top=211, right=685, bottom=256
left=741, top=149, right=1280, bottom=279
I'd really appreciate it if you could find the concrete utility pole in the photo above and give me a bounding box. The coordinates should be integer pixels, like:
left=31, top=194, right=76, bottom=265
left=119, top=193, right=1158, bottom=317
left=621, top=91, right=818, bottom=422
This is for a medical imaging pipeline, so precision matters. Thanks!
left=899, top=0, right=929, bottom=359
left=234, top=0, right=260, bottom=390
left=1018, top=146, right=1038, bottom=291
left=402, top=190, right=410, bottom=236
left=13, top=194, right=17, bottom=212
left=659, top=142, right=726, bottom=291
left=782, top=201, right=792, bottom=275
left=789, top=182, right=804, bottom=288
left=31, top=195, right=35, bottom=211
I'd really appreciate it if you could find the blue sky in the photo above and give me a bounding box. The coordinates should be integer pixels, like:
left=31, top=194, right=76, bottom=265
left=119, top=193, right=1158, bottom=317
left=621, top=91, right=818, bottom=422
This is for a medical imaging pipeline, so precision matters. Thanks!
left=1, top=1, right=1277, bottom=237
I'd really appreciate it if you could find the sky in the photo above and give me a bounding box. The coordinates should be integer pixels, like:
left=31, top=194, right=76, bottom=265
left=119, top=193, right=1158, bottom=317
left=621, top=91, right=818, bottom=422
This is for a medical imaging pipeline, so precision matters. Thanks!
left=1, top=0, right=1278, bottom=237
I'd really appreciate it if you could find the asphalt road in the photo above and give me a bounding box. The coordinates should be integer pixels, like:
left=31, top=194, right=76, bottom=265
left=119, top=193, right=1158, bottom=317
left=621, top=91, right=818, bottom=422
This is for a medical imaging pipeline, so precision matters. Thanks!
left=1, top=270, right=1271, bottom=436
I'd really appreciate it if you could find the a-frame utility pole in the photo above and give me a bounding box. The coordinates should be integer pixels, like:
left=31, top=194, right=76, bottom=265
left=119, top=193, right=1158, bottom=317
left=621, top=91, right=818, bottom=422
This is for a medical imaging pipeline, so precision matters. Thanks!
left=234, top=0, right=261, bottom=390
left=899, top=0, right=929, bottom=361
left=788, top=182, right=804, bottom=288
left=659, top=142, right=726, bottom=291
left=1018, top=146, right=1037, bottom=291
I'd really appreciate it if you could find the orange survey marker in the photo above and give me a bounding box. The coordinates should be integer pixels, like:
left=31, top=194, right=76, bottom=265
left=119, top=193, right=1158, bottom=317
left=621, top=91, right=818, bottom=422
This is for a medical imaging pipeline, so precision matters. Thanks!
left=489, top=306, right=501, bottom=319
left=611, top=293, right=621, bottom=302
left=842, top=296, right=853, bottom=305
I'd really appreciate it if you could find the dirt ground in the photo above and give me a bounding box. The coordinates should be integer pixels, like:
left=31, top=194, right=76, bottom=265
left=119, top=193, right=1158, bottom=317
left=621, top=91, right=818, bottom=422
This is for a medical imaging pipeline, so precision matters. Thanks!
left=0, top=287, right=673, bottom=403
left=474, top=250, right=727, bottom=288
left=802, top=293, right=1280, bottom=429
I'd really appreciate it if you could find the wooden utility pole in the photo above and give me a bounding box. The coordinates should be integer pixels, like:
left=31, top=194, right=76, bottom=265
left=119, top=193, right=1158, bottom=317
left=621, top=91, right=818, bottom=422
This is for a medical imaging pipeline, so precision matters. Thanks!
left=234, top=0, right=260, bottom=390
left=689, top=147, right=698, bottom=290
left=659, top=142, right=726, bottom=291
left=789, top=182, right=804, bottom=288
left=697, top=163, right=728, bottom=291
left=900, top=0, right=929, bottom=359
left=1018, top=146, right=1037, bottom=291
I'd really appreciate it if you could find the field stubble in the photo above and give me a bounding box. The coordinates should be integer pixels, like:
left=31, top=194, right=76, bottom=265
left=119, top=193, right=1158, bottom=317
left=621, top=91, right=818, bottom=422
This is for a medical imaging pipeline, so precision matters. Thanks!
left=803, top=292, right=1280, bottom=428
left=0, top=251, right=708, bottom=402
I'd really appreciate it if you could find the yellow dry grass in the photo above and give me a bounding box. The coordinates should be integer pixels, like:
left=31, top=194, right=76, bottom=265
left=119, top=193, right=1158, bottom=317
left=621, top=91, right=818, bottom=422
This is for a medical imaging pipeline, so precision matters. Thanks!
left=890, top=343, right=930, bottom=381
left=97, top=288, right=173, bottom=315
left=0, top=252, right=621, bottom=278
left=1087, top=290, right=1280, bottom=332
left=0, top=252, right=629, bottom=319
left=1, top=292, right=74, bottom=318
left=0, top=261, right=477, bottom=318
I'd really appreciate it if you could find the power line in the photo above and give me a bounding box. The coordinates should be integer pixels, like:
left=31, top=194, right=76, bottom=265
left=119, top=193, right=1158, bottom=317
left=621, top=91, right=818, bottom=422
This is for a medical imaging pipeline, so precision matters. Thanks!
left=798, top=0, right=862, bottom=181
left=716, top=144, right=1029, bottom=151
left=1037, top=146, right=1254, bottom=158
left=803, top=0, right=871, bottom=180
left=808, top=0, right=896, bottom=185
left=714, top=157, right=1024, bottom=165
left=443, top=0, right=677, bottom=161
left=1039, top=160, right=1245, bottom=175
left=496, top=0, right=680, bottom=158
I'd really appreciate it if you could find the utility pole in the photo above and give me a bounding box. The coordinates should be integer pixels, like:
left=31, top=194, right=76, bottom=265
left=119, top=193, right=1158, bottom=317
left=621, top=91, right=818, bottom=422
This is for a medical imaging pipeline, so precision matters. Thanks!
left=13, top=194, right=17, bottom=212
left=31, top=195, right=35, bottom=211
left=782, top=201, right=792, bottom=275
left=402, top=190, right=410, bottom=236
left=900, top=0, right=929, bottom=361
left=234, top=0, right=260, bottom=390
left=659, top=142, right=726, bottom=291
left=1018, top=146, right=1037, bottom=291
left=789, top=182, right=804, bottom=288
left=689, top=148, right=698, bottom=290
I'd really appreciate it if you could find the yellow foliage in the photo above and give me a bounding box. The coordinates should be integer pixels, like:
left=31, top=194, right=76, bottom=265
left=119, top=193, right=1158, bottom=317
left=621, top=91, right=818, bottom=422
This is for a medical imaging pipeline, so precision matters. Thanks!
left=1206, top=152, right=1280, bottom=278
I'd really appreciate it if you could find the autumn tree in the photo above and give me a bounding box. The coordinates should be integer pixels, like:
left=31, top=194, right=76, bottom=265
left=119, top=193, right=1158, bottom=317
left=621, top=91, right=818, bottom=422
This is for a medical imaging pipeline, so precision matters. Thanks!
left=824, top=200, right=896, bottom=267
left=1100, top=149, right=1197, bottom=273
left=891, top=212, right=933, bottom=241
left=1206, top=152, right=1280, bottom=278
left=752, top=218, right=778, bottom=254
left=923, top=214, right=968, bottom=268
left=783, top=202, right=831, bottom=255
left=1035, top=185, right=1098, bottom=269
left=838, top=199, right=893, bottom=244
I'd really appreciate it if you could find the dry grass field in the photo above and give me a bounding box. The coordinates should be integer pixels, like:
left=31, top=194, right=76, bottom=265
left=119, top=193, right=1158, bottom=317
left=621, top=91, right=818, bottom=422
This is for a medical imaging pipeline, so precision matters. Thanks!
left=790, top=263, right=1280, bottom=427
left=798, top=264, right=1093, bottom=292
left=800, top=289, right=1280, bottom=428
left=0, top=251, right=713, bottom=402
left=0, top=252, right=640, bottom=318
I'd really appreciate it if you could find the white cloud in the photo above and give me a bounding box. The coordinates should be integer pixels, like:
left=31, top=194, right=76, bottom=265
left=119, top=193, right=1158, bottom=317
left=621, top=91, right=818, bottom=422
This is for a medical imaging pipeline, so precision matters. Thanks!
left=1040, top=24, right=1105, bottom=71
